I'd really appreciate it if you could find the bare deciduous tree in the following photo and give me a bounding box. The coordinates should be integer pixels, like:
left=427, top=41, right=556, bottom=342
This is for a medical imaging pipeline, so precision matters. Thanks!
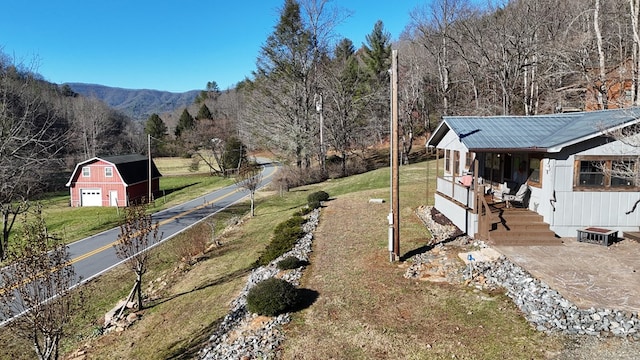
left=0, top=205, right=81, bottom=360
left=0, top=57, right=66, bottom=261
left=113, top=203, right=160, bottom=310
left=182, top=117, right=236, bottom=176
left=594, top=0, right=609, bottom=109
left=234, top=161, right=263, bottom=217
left=629, top=0, right=640, bottom=106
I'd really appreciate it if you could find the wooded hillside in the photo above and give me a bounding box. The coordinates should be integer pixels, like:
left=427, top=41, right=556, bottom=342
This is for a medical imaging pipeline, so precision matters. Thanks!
left=66, top=83, right=199, bottom=121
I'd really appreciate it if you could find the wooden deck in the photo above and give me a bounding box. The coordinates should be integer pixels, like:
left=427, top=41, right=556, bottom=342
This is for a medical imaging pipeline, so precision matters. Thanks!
left=623, top=231, right=640, bottom=242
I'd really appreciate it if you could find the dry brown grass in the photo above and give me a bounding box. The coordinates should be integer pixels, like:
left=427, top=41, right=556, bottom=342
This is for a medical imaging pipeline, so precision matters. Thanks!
left=280, top=190, right=564, bottom=360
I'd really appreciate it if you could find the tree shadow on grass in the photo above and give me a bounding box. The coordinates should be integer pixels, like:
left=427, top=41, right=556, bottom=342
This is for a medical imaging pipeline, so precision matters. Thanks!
left=149, top=267, right=252, bottom=359
left=164, top=314, right=225, bottom=359
left=399, top=231, right=464, bottom=262
left=160, top=183, right=199, bottom=197
left=290, top=288, right=319, bottom=313
left=146, top=267, right=252, bottom=310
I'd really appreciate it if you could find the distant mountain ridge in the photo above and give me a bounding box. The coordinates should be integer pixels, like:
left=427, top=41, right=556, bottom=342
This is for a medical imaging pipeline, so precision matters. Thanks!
left=66, top=83, right=200, bottom=120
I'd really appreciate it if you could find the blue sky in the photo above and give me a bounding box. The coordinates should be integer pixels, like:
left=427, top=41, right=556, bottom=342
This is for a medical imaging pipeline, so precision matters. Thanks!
left=1, top=0, right=425, bottom=93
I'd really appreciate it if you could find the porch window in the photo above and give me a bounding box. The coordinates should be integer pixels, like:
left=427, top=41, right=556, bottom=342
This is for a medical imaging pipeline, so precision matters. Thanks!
left=528, top=156, right=542, bottom=187
left=105, top=166, right=113, bottom=177
left=574, top=156, right=638, bottom=190
left=483, top=153, right=501, bottom=183
left=82, top=166, right=90, bottom=177
left=465, top=152, right=474, bottom=171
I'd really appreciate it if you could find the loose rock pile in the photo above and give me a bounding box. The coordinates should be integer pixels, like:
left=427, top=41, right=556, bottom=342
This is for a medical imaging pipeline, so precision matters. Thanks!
left=412, top=206, right=640, bottom=340
left=199, top=209, right=320, bottom=360
left=102, top=300, right=140, bottom=334
left=468, top=257, right=640, bottom=339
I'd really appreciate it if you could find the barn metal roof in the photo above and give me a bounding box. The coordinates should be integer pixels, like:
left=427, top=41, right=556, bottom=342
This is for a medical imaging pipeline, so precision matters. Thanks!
left=102, top=154, right=162, bottom=185
left=427, top=108, right=640, bottom=152
left=65, top=154, right=162, bottom=187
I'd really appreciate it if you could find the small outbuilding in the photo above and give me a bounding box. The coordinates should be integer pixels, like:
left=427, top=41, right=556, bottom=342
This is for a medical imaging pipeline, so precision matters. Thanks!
left=66, top=154, right=162, bottom=207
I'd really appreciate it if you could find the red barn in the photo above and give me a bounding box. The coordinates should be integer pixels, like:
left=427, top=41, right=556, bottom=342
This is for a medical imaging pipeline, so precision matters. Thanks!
left=66, top=154, right=162, bottom=207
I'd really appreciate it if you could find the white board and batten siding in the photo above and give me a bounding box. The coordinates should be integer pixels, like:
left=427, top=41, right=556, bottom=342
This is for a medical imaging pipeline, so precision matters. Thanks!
left=548, top=138, right=640, bottom=237
left=434, top=193, right=478, bottom=235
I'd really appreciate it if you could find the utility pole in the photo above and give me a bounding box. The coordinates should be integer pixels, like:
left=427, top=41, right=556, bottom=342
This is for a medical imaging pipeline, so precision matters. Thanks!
left=315, top=93, right=326, bottom=174
left=148, top=133, right=152, bottom=204
left=391, top=49, right=400, bottom=261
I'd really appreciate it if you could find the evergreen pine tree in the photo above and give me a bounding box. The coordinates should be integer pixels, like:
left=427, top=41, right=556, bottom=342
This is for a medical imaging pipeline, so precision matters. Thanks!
left=196, top=103, right=213, bottom=120
left=222, top=136, right=247, bottom=171
left=144, top=113, right=168, bottom=139
left=174, top=108, right=195, bottom=137
left=362, top=20, right=392, bottom=82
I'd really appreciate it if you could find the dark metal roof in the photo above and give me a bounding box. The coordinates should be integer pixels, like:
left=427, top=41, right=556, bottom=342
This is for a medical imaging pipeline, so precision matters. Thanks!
left=429, top=108, right=640, bottom=152
left=101, top=154, right=162, bottom=185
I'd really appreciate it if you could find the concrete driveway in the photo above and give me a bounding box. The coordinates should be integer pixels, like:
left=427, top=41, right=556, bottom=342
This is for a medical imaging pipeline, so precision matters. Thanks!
left=493, top=238, right=640, bottom=313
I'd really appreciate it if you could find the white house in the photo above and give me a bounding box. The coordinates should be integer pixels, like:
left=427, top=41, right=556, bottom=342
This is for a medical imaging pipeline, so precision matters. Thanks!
left=426, top=108, right=640, bottom=243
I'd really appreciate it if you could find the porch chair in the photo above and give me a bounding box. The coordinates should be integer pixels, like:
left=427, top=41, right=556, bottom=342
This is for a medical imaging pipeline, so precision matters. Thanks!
left=502, top=183, right=530, bottom=208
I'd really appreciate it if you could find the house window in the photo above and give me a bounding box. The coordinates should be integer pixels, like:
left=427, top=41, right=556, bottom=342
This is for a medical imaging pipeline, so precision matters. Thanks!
left=453, top=151, right=460, bottom=176
left=105, top=166, right=113, bottom=177
left=445, top=149, right=451, bottom=173
left=82, top=166, right=90, bottom=177
left=611, top=160, right=636, bottom=187
left=574, top=156, right=638, bottom=190
left=578, top=161, right=604, bottom=186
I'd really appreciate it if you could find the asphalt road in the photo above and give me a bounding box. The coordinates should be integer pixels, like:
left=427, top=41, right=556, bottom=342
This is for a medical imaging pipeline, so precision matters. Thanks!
left=0, top=160, right=278, bottom=325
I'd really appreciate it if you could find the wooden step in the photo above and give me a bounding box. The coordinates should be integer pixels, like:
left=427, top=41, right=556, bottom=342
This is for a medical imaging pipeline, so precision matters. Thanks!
left=489, top=230, right=558, bottom=241
left=498, top=212, right=544, bottom=222
left=490, top=238, right=564, bottom=246
left=486, top=207, right=562, bottom=245
left=492, top=222, right=551, bottom=232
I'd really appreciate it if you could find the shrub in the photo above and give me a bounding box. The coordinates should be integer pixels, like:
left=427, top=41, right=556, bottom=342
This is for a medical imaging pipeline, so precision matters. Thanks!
left=271, top=166, right=328, bottom=192
left=307, top=190, right=330, bottom=204
left=274, top=216, right=305, bottom=233
left=307, top=200, right=321, bottom=210
left=255, top=216, right=305, bottom=266
left=246, top=278, right=299, bottom=316
left=277, top=256, right=307, bottom=270
left=170, top=222, right=209, bottom=264
left=294, top=207, right=312, bottom=216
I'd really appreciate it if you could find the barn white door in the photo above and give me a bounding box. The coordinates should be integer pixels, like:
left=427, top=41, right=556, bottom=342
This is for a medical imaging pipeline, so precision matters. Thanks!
left=80, top=189, right=102, bottom=206
left=109, top=190, right=118, bottom=206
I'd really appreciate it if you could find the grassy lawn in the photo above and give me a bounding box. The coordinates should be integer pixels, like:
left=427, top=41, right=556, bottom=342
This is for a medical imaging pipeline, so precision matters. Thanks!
left=0, top=158, right=571, bottom=359
left=153, top=156, right=213, bottom=176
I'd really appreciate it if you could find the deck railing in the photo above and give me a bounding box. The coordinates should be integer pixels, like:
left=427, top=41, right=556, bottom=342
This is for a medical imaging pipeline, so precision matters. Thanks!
left=476, top=184, right=492, bottom=240
left=436, top=176, right=475, bottom=209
